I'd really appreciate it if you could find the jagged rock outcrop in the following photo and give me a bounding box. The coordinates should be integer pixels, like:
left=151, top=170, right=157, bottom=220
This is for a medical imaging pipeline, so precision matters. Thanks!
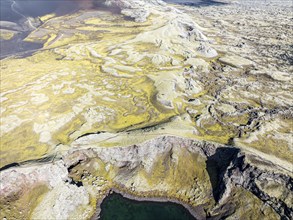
left=0, top=0, right=292, bottom=219
left=1, top=136, right=291, bottom=219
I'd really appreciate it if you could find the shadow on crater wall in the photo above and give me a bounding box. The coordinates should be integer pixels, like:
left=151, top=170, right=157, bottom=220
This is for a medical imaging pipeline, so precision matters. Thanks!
left=205, top=147, right=240, bottom=202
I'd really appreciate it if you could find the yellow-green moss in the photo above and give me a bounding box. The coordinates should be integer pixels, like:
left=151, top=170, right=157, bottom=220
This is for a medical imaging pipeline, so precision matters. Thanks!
left=221, top=114, right=250, bottom=126
left=194, top=121, right=235, bottom=144
left=0, top=121, right=49, bottom=167
left=0, top=31, right=15, bottom=40
left=0, top=184, right=49, bottom=220
left=225, top=188, right=279, bottom=220
left=39, top=13, right=56, bottom=22
left=242, top=136, right=292, bottom=162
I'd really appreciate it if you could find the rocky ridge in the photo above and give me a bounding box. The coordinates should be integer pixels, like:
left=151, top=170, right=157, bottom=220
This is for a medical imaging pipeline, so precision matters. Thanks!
left=0, top=0, right=292, bottom=219
left=1, top=136, right=292, bottom=219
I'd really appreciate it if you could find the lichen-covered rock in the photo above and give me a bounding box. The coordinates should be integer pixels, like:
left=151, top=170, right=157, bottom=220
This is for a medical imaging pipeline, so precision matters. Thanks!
left=0, top=2, right=217, bottom=167
left=31, top=183, right=92, bottom=220
left=0, top=0, right=292, bottom=219
left=1, top=136, right=290, bottom=219
left=0, top=161, right=69, bottom=219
